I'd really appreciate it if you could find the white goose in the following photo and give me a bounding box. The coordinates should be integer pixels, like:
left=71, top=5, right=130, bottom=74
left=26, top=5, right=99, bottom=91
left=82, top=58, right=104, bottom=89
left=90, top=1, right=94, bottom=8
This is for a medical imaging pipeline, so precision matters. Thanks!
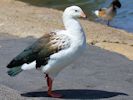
left=7, top=6, right=87, bottom=98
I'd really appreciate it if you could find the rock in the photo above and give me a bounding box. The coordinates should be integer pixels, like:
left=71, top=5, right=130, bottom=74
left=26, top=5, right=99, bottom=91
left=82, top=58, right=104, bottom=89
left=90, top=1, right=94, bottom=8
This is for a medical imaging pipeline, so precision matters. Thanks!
left=0, top=84, right=25, bottom=100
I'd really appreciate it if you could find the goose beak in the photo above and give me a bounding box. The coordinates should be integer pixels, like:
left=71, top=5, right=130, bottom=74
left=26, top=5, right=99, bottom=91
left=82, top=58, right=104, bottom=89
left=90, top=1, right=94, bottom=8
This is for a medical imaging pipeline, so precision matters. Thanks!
left=80, top=12, right=87, bottom=19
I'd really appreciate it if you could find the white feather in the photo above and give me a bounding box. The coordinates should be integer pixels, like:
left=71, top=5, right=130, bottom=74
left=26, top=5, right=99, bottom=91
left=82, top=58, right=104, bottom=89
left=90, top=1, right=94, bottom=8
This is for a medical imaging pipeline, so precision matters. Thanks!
left=21, top=61, right=36, bottom=70
left=42, top=6, right=86, bottom=79
left=94, top=10, right=99, bottom=16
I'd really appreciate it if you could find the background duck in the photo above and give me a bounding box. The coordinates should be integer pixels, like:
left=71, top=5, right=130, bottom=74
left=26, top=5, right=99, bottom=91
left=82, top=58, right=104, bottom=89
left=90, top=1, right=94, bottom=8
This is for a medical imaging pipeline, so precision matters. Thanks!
left=94, top=0, right=121, bottom=26
left=6, top=6, right=87, bottom=98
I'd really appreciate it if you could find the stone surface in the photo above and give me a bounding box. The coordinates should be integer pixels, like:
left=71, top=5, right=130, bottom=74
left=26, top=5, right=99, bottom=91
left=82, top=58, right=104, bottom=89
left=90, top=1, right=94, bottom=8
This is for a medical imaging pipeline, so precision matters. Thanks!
left=0, top=33, right=133, bottom=100
left=0, top=0, right=133, bottom=100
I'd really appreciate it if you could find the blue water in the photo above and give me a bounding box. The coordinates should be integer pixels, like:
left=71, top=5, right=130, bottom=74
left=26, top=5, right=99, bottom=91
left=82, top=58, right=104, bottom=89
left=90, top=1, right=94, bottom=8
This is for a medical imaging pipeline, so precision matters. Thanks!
left=105, top=0, right=133, bottom=32
left=18, top=0, right=133, bottom=32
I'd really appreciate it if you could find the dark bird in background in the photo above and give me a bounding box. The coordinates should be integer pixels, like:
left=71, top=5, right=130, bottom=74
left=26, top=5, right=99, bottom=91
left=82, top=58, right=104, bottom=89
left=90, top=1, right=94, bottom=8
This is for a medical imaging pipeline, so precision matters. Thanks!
left=94, top=0, right=121, bottom=26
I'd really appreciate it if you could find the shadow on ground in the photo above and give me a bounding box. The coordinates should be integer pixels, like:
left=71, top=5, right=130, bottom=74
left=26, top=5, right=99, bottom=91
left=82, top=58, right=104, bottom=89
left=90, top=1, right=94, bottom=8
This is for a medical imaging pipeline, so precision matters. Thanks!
left=21, top=89, right=128, bottom=99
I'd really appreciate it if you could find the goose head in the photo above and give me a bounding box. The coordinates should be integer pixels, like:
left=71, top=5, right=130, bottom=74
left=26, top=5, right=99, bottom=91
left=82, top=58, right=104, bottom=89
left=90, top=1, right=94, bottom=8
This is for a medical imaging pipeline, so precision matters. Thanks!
left=63, top=6, right=87, bottom=19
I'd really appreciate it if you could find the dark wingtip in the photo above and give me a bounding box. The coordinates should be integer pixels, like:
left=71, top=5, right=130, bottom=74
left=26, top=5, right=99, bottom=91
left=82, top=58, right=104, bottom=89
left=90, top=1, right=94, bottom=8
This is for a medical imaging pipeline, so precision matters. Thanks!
left=6, top=65, right=10, bottom=68
left=6, top=60, right=15, bottom=68
left=7, top=70, right=15, bottom=77
left=6, top=63, right=12, bottom=68
left=7, top=67, right=22, bottom=77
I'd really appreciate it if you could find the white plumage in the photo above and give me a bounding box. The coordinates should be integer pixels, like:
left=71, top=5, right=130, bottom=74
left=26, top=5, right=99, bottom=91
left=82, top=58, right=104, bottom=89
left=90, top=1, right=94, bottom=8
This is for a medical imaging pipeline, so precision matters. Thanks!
left=7, top=6, right=87, bottom=98
left=22, top=6, right=86, bottom=79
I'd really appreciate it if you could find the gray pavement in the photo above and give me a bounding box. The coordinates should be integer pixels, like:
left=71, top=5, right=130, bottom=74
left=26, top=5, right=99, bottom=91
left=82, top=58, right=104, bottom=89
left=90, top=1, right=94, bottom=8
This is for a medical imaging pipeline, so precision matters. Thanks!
left=0, top=33, right=133, bottom=100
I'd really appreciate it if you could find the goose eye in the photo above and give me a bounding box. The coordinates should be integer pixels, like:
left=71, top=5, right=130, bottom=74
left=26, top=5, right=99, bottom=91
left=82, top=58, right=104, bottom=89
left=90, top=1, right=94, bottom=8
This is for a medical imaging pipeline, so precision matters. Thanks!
left=75, top=10, right=78, bottom=12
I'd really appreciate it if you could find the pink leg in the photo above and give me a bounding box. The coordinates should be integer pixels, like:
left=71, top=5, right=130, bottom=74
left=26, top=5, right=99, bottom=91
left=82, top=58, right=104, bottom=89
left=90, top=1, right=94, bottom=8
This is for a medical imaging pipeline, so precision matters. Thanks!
left=45, top=74, right=62, bottom=98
